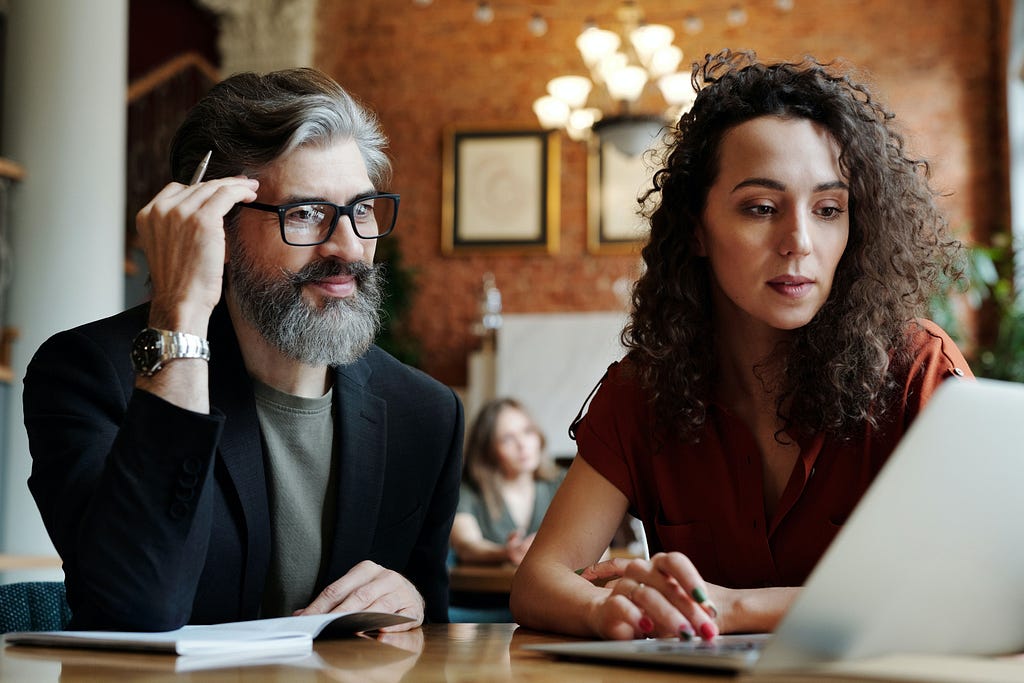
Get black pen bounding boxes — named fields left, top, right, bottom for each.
left=189, top=150, right=212, bottom=185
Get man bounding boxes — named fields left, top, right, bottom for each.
left=23, top=69, right=463, bottom=631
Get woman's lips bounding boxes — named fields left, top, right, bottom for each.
left=767, top=275, right=813, bottom=298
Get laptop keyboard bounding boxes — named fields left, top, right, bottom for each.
left=630, top=637, right=767, bottom=657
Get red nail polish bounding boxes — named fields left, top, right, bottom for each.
left=700, top=622, right=717, bottom=640
left=639, top=616, right=654, bottom=633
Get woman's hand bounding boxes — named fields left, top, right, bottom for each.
left=504, top=530, right=536, bottom=566
left=576, top=556, right=630, bottom=589
left=581, top=553, right=723, bottom=641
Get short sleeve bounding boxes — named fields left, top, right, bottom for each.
left=456, top=483, right=485, bottom=518
left=573, top=362, right=651, bottom=511
left=900, top=319, right=975, bottom=422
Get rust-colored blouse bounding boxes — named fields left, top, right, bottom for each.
left=575, top=320, right=972, bottom=588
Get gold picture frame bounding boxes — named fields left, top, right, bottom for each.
left=442, top=127, right=560, bottom=255
left=586, top=123, right=660, bottom=255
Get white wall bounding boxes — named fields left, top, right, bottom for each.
left=496, top=312, right=627, bottom=459
left=2, top=0, right=127, bottom=569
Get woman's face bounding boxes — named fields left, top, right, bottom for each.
left=696, top=115, right=850, bottom=338
left=491, top=406, right=543, bottom=479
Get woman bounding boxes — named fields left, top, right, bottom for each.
left=510, top=50, right=972, bottom=641
left=451, top=398, right=564, bottom=565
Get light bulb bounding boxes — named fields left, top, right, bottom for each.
left=576, top=27, right=620, bottom=67
left=474, top=1, right=494, bottom=24
left=726, top=5, right=748, bottom=27
left=605, top=65, right=648, bottom=103
left=596, top=52, right=629, bottom=86
left=630, top=23, right=674, bottom=67
left=657, top=72, right=695, bottom=106
left=648, top=45, right=682, bottom=78
left=547, top=75, right=593, bottom=109
left=528, top=12, right=548, bottom=37
left=533, top=96, right=570, bottom=129
left=683, top=13, right=704, bottom=35
left=569, top=107, right=601, bottom=131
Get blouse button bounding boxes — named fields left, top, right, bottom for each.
left=951, top=368, right=965, bottom=377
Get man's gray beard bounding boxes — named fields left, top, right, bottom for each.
left=227, top=242, right=384, bottom=367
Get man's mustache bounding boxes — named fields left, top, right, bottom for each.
left=285, top=259, right=377, bottom=285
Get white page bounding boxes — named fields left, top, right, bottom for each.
left=3, top=611, right=413, bottom=656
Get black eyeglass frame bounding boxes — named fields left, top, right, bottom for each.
left=239, top=192, right=400, bottom=246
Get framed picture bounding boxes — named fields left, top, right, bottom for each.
left=586, top=129, right=659, bottom=255
left=442, top=127, right=560, bottom=254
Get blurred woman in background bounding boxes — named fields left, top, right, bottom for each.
left=451, top=398, right=564, bottom=566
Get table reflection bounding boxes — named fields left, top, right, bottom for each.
left=3, top=629, right=424, bottom=682
left=443, top=622, right=513, bottom=681
left=317, top=630, right=423, bottom=683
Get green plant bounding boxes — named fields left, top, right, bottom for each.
left=930, top=238, right=1024, bottom=382
left=375, top=236, right=422, bottom=368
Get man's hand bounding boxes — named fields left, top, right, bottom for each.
left=296, top=560, right=424, bottom=632
left=136, top=176, right=258, bottom=334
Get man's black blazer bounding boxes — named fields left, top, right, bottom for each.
left=23, top=301, right=463, bottom=631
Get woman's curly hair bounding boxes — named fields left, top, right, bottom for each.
left=623, top=50, right=961, bottom=441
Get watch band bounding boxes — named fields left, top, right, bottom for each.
left=163, top=330, right=211, bottom=363
left=132, top=328, right=211, bottom=377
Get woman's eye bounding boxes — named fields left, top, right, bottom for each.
left=817, top=206, right=845, bottom=219
left=745, top=204, right=775, bottom=217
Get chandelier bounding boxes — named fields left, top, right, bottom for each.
left=532, top=1, right=696, bottom=155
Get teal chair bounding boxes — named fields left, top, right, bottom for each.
left=448, top=604, right=513, bottom=623
left=447, top=550, right=514, bottom=623
left=0, top=581, right=72, bottom=633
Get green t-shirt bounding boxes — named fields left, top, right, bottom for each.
left=457, top=472, right=565, bottom=544
left=253, top=380, right=337, bottom=617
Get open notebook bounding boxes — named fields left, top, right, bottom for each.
left=4, top=611, right=412, bottom=657
left=527, top=377, right=1024, bottom=673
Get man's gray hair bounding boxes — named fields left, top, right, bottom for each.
left=169, top=68, right=390, bottom=189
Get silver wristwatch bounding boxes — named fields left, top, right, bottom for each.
left=130, top=328, right=211, bottom=377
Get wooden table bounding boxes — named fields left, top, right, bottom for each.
left=4, top=623, right=1024, bottom=682
left=448, top=548, right=644, bottom=594
left=449, top=563, right=516, bottom=594
left=0, top=554, right=62, bottom=571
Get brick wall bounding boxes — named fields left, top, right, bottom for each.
left=315, top=0, right=1012, bottom=388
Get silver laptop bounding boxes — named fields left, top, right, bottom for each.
left=527, top=377, right=1024, bottom=672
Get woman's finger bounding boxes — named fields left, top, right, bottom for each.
left=651, top=552, right=719, bottom=620
left=598, top=582, right=647, bottom=640
left=617, top=554, right=719, bottom=640
left=576, top=557, right=631, bottom=582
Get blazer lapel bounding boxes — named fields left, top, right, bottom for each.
left=207, top=303, right=271, bottom=616
left=324, top=356, right=387, bottom=582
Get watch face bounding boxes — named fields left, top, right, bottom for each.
left=131, top=328, right=165, bottom=376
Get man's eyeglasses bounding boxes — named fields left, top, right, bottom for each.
left=239, top=193, right=399, bottom=246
